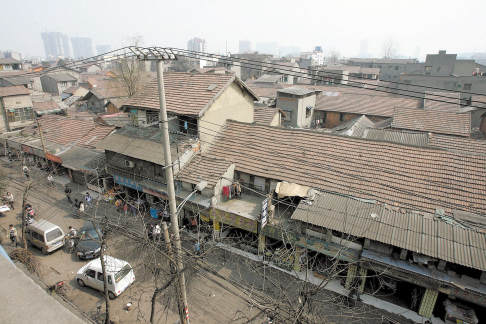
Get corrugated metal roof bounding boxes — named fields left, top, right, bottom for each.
left=362, top=129, right=429, bottom=146
left=330, top=115, right=375, bottom=137
left=291, top=191, right=486, bottom=271
left=277, top=87, right=316, bottom=96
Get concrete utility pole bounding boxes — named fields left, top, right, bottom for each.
left=129, top=47, right=189, bottom=324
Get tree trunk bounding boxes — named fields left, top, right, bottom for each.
left=21, top=185, right=30, bottom=250
left=100, top=242, right=111, bottom=324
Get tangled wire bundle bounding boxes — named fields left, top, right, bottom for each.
left=9, top=248, right=43, bottom=277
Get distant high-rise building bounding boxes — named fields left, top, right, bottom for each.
left=256, top=42, right=278, bottom=56
left=96, top=45, right=112, bottom=55
left=239, top=40, right=253, bottom=54
left=41, top=32, right=70, bottom=58
left=279, top=46, right=300, bottom=57
left=187, top=38, right=207, bottom=53
left=71, top=37, right=93, bottom=59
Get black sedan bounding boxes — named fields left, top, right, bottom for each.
left=76, top=221, right=103, bottom=260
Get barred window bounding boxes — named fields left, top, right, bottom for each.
left=7, top=107, right=34, bottom=123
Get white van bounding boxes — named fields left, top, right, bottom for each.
left=76, top=256, right=135, bottom=299
left=25, top=219, right=65, bottom=254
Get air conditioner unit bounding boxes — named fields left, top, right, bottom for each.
left=125, top=160, right=135, bottom=168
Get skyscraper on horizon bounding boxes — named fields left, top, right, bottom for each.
left=188, top=38, right=207, bottom=53
left=41, top=32, right=70, bottom=58
left=71, top=37, right=93, bottom=59
left=96, top=45, right=112, bottom=55
left=239, top=40, right=253, bottom=54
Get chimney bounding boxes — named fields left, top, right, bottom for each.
left=438, top=50, right=446, bottom=55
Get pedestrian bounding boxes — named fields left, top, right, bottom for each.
left=152, top=224, right=161, bottom=242
left=194, top=241, right=200, bottom=255
left=131, top=203, right=137, bottom=217
left=23, top=166, right=30, bottom=180
left=78, top=201, right=85, bottom=216
left=5, top=192, right=14, bottom=210
left=85, top=192, right=92, bottom=208
left=9, top=224, right=18, bottom=247
left=64, top=185, right=72, bottom=204
left=123, top=203, right=128, bottom=216
left=47, top=174, right=54, bottom=188
left=115, top=199, right=122, bottom=212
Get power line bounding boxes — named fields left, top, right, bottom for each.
left=172, top=47, right=486, bottom=99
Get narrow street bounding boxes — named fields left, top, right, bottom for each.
left=1, top=161, right=413, bottom=324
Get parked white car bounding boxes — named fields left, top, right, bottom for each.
left=76, top=256, right=135, bottom=299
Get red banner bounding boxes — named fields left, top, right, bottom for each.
left=46, top=153, right=62, bottom=164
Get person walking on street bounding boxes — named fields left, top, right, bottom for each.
left=132, top=203, right=137, bottom=217
left=9, top=224, right=18, bottom=247
left=64, top=185, right=72, bottom=204
left=23, top=166, right=30, bottom=180
left=5, top=192, right=14, bottom=210
left=123, top=203, right=128, bottom=216
left=85, top=192, right=92, bottom=208
left=194, top=241, right=200, bottom=255
left=77, top=201, right=84, bottom=218
left=115, top=199, right=122, bottom=212
left=47, top=174, right=54, bottom=188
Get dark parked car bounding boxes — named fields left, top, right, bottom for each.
left=76, top=221, right=102, bottom=260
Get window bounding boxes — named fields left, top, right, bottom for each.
left=322, top=112, right=327, bottom=123
left=306, top=106, right=313, bottom=118
left=464, top=84, right=472, bottom=90
left=339, top=113, right=345, bottom=121
left=283, top=76, right=288, bottom=82
left=6, top=107, right=34, bottom=123
left=388, top=66, right=392, bottom=70
left=395, top=66, right=399, bottom=71
left=108, top=275, right=113, bottom=285
left=60, top=82, right=67, bottom=86
left=97, top=272, right=104, bottom=282
left=115, top=264, right=132, bottom=283
left=85, top=269, right=96, bottom=279
left=145, top=110, right=159, bottom=125
left=46, top=228, right=62, bottom=242
left=282, top=110, right=292, bottom=122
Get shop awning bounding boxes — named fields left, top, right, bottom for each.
left=275, top=182, right=314, bottom=199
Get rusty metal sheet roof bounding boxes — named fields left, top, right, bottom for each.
left=291, top=191, right=486, bottom=271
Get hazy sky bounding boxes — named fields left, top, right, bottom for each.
left=3, top=0, right=486, bottom=61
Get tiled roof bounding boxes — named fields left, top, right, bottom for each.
left=472, top=95, right=486, bottom=108
left=0, top=75, right=32, bottom=86
left=348, top=58, right=417, bottom=64
left=424, top=91, right=461, bottom=112
left=125, top=72, right=259, bottom=116
left=0, top=58, right=21, bottom=64
left=97, top=112, right=130, bottom=127
left=104, top=98, right=128, bottom=110
left=176, top=155, right=232, bottom=188
left=0, top=85, right=30, bottom=97
left=254, top=106, right=280, bottom=125
left=207, top=120, right=486, bottom=215
left=428, top=134, right=486, bottom=155
left=291, top=191, right=486, bottom=271
left=277, top=87, right=316, bottom=96
left=255, top=74, right=283, bottom=83
left=32, top=99, right=61, bottom=111
left=362, top=128, right=429, bottom=146
left=391, top=107, right=471, bottom=136
left=47, top=73, right=77, bottom=82
left=359, top=67, right=381, bottom=75
left=246, top=82, right=383, bottom=99
left=21, top=115, right=115, bottom=148
left=315, top=92, right=422, bottom=117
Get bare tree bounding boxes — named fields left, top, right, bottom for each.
left=381, top=37, right=399, bottom=59
left=114, top=34, right=152, bottom=98
left=328, top=49, right=340, bottom=64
